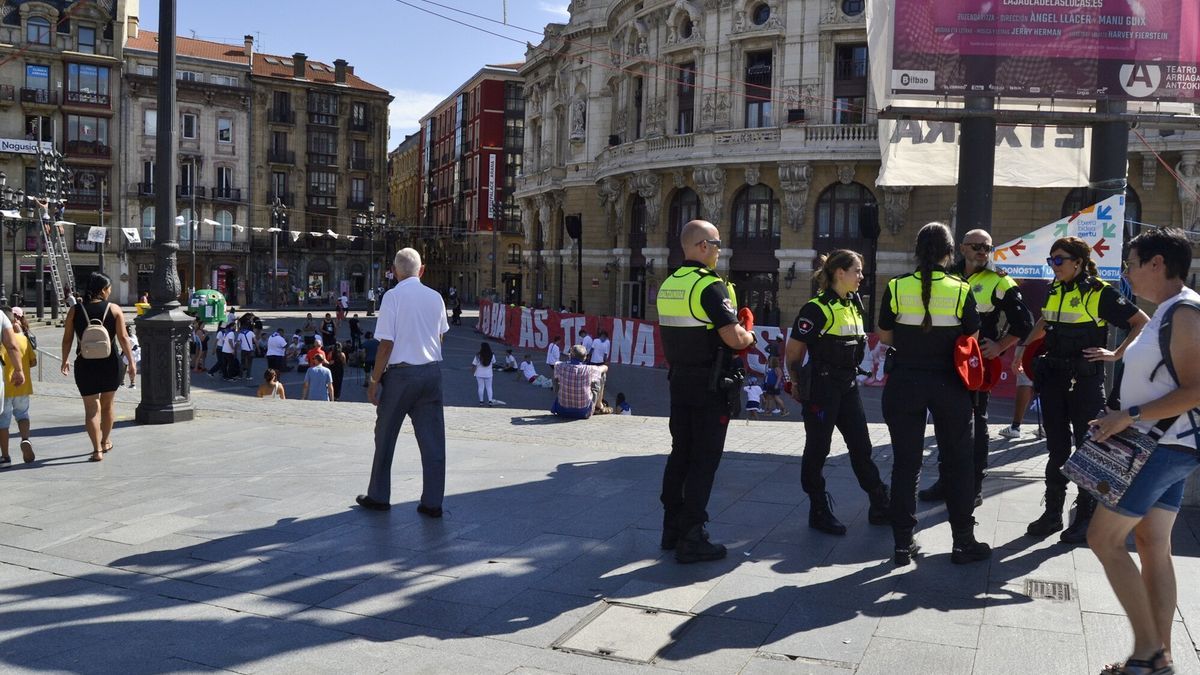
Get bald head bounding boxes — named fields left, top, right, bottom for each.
left=963, top=229, right=991, bottom=243
left=681, top=220, right=718, bottom=249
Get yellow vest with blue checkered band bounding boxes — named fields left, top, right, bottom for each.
left=888, top=271, right=969, bottom=327
left=656, top=265, right=738, bottom=329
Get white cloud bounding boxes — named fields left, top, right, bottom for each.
left=386, top=88, right=445, bottom=141
left=538, top=2, right=570, bottom=19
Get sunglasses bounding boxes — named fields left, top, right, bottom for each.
left=965, top=243, right=993, bottom=252
left=1046, top=255, right=1079, bottom=266
left=704, top=239, right=722, bottom=248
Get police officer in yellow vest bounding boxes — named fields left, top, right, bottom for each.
left=878, top=223, right=991, bottom=566
left=920, top=229, right=1034, bottom=506
left=1019, top=236, right=1147, bottom=543
left=786, top=249, right=889, bottom=535
left=656, top=220, right=756, bottom=564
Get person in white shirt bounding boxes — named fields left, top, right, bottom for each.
left=589, top=331, right=611, bottom=365
left=218, top=323, right=238, bottom=380
left=519, top=356, right=538, bottom=383
left=546, top=335, right=562, bottom=369
left=501, top=349, right=518, bottom=372
left=237, top=325, right=256, bottom=381
left=743, top=377, right=763, bottom=419
left=359, top=248, right=450, bottom=518
left=472, top=343, right=496, bottom=405
left=266, top=329, right=289, bottom=372
left=580, top=329, right=593, bottom=361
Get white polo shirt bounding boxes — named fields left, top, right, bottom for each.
left=375, top=276, right=448, bottom=365
left=267, top=333, right=288, bottom=357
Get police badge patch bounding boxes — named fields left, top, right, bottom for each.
left=796, top=318, right=815, bottom=335
left=973, top=283, right=984, bottom=294
left=1070, top=297, right=1081, bottom=307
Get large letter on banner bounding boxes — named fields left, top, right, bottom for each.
left=991, top=195, right=1126, bottom=281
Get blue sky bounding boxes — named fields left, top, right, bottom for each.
left=138, top=0, right=571, bottom=145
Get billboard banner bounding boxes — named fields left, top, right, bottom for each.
left=890, top=0, right=1200, bottom=101
left=991, top=194, right=1126, bottom=280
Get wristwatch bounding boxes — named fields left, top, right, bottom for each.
left=1128, top=405, right=1142, bottom=421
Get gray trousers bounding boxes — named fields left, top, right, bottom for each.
left=367, top=363, right=446, bottom=507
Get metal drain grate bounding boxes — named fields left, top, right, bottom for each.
left=1024, top=579, right=1073, bottom=602
left=553, top=601, right=695, bottom=664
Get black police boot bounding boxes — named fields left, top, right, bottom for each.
left=1026, top=491, right=1066, bottom=538
left=675, top=524, right=727, bottom=564
left=893, top=531, right=920, bottom=567
left=951, top=528, right=993, bottom=564
left=1060, top=493, right=1096, bottom=545
left=808, top=492, right=847, bottom=535
left=917, top=480, right=945, bottom=503
left=867, top=484, right=890, bottom=526
left=661, top=513, right=680, bottom=551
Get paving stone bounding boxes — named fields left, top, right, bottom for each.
left=972, top=624, right=1088, bottom=675
left=854, top=636, right=976, bottom=675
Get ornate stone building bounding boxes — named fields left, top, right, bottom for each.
left=514, top=0, right=1200, bottom=327
left=387, top=131, right=420, bottom=242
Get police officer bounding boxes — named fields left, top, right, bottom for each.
left=878, top=222, right=990, bottom=566
left=786, top=249, right=888, bottom=535
left=920, top=229, right=1034, bottom=506
left=656, top=220, right=755, bottom=564
left=1019, top=236, right=1147, bottom=542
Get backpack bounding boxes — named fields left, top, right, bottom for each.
left=78, top=304, right=112, bottom=360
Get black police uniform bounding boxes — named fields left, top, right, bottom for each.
left=657, top=260, right=740, bottom=562
left=879, top=266, right=990, bottom=565
left=791, top=290, right=888, bottom=535
left=922, top=265, right=1034, bottom=503
left=1027, top=272, right=1137, bottom=542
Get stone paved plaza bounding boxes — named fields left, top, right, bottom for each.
left=0, top=311, right=1198, bottom=673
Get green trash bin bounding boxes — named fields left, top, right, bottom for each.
left=188, top=289, right=227, bottom=326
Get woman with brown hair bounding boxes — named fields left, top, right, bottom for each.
left=1018, top=236, right=1148, bottom=543
left=60, top=272, right=137, bottom=462
left=786, top=249, right=888, bottom=536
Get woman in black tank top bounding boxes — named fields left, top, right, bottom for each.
left=60, top=272, right=137, bottom=462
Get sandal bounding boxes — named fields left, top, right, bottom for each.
left=1101, top=649, right=1174, bottom=674
left=20, top=439, right=33, bottom=463
left=101, top=442, right=113, bottom=454
left=88, top=451, right=103, bottom=462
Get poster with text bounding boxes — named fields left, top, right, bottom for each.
left=991, top=194, right=1126, bottom=280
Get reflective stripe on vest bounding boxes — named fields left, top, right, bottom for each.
left=967, top=268, right=1016, bottom=315
left=889, top=272, right=968, bottom=327
left=813, top=295, right=865, bottom=338
left=1042, top=279, right=1107, bottom=327
left=656, top=265, right=737, bottom=329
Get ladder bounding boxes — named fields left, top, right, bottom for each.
left=41, top=217, right=75, bottom=319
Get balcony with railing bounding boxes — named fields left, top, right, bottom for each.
left=266, top=191, right=294, bottom=206
left=64, top=90, right=111, bottom=108
left=65, top=193, right=109, bottom=210
left=346, top=197, right=372, bottom=211
left=268, top=107, right=295, bottom=125
left=65, top=140, right=111, bottom=158
left=348, top=156, right=372, bottom=171
left=136, top=182, right=155, bottom=197
left=307, top=112, right=338, bottom=127
left=176, top=185, right=206, bottom=199
left=307, top=152, right=338, bottom=169
left=307, top=192, right=338, bottom=212
left=127, top=238, right=249, bottom=253
left=268, top=149, right=295, bottom=165
left=349, top=117, right=373, bottom=133
left=211, top=186, right=241, bottom=202
left=20, top=88, right=56, bottom=105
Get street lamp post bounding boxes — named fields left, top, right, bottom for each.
left=270, top=197, right=287, bottom=309
left=355, top=200, right=389, bottom=316
left=0, top=172, right=24, bottom=310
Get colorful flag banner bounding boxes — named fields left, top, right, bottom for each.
left=992, top=194, right=1125, bottom=281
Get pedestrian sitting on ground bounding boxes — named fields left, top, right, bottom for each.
left=0, top=307, right=35, bottom=466
left=551, top=344, right=607, bottom=419
left=501, top=349, right=519, bottom=372
left=301, top=352, right=335, bottom=402
left=616, top=392, right=632, bottom=415
left=743, top=376, right=763, bottom=419
left=257, top=368, right=286, bottom=400
left=519, top=354, right=553, bottom=388
left=1084, top=228, right=1198, bottom=675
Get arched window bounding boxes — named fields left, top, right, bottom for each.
left=140, top=207, right=154, bottom=242
left=667, top=188, right=699, bottom=268
left=27, top=17, right=50, bottom=45
left=731, top=184, right=779, bottom=245
left=1061, top=186, right=1142, bottom=236
left=214, top=210, right=234, bottom=242
left=628, top=195, right=646, bottom=252
left=815, top=182, right=873, bottom=243
left=178, top=208, right=193, bottom=241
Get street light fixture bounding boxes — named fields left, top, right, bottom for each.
left=269, top=197, right=287, bottom=309
left=354, top=199, right=389, bottom=316
left=0, top=172, right=25, bottom=309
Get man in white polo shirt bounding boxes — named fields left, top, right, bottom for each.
left=357, top=248, right=450, bottom=517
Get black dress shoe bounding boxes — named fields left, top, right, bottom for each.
left=416, top=504, right=443, bottom=518
left=355, top=494, right=391, bottom=511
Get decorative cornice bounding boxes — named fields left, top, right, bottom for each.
left=882, top=185, right=913, bottom=234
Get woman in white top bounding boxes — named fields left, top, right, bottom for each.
left=472, top=342, right=495, bottom=406
left=256, top=368, right=286, bottom=400
left=1087, top=228, right=1200, bottom=675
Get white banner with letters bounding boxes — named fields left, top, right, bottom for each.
left=991, top=195, right=1125, bottom=281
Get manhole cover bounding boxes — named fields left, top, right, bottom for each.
left=1024, top=579, right=1073, bottom=602
left=553, top=601, right=694, bottom=664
